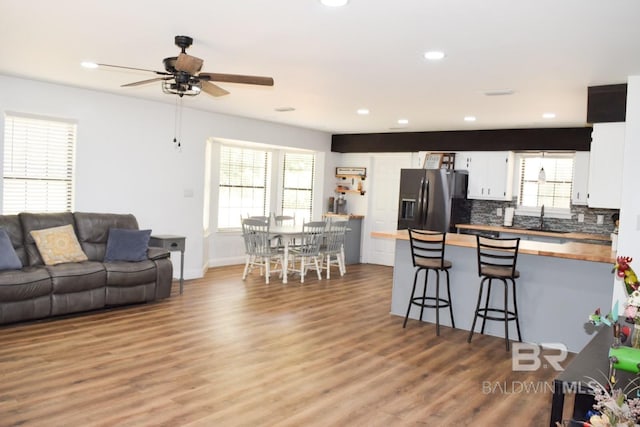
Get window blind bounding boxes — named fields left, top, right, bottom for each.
left=518, top=154, right=574, bottom=209
left=3, top=113, right=76, bottom=215
left=281, top=152, right=315, bottom=223
left=218, top=145, right=271, bottom=228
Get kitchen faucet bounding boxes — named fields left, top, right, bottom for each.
left=539, top=204, right=545, bottom=230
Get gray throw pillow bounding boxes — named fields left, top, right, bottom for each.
left=104, top=228, right=151, bottom=262
left=0, top=227, right=23, bottom=270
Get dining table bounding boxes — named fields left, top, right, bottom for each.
left=269, top=224, right=306, bottom=284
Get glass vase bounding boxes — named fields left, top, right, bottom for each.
left=632, top=324, right=640, bottom=349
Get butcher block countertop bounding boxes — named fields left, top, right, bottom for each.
left=455, top=223, right=611, bottom=242
left=323, top=213, right=365, bottom=219
left=371, top=229, right=616, bottom=264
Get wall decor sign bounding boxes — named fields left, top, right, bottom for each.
left=336, top=167, right=366, bottom=176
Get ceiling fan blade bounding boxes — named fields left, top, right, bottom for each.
left=97, top=63, right=169, bottom=76
left=199, top=73, right=274, bottom=86
left=201, top=81, right=230, bottom=97
left=121, top=77, right=169, bottom=87
left=175, top=53, right=203, bottom=75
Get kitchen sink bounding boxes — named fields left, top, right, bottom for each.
left=524, top=227, right=568, bottom=234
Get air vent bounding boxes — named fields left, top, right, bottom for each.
left=484, top=89, right=515, bottom=96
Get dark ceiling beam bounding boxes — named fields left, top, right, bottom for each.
left=331, top=127, right=593, bottom=153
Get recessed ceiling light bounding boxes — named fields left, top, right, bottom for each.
left=320, top=0, right=349, bottom=7
left=81, top=61, right=99, bottom=69
left=542, top=112, right=556, bottom=119
left=464, top=116, right=477, bottom=122
left=274, top=107, right=296, bottom=112
left=424, top=51, right=445, bottom=61
left=484, top=89, right=515, bottom=96
left=397, top=119, right=409, bottom=125
left=357, top=108, right=370, bottom=115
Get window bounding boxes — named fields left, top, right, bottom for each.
left=281, top=152, right=315, bottom=223
left=3, top=113, right=76, bottom=215
left=217, top=145, right=272, bottom=228
left=517, top=153, right=574, bottom=210
left=216, top=144, right=317, bottom=230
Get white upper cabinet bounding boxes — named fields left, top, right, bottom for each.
left=572, top=151, right=590, bottom=205
left=456, top=151, right=514, bottom=201
left=587, top=122, right=625, bottom=209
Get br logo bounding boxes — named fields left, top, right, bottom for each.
left=512, top=343, right=568, bottom=371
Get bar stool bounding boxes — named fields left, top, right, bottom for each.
left=402, top=229, right=455, bottom=336
left=467, top=235, right=522, bottom=351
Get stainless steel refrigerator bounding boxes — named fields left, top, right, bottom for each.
left=397, top=169, right=470, bottom=231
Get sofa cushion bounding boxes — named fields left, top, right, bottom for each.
left=104, top=228, right=151, bottom=262
left=19, top=212, right=76, bottom=266
left=30, top=224, right=88, bottom=266
left=0, top=228, right=22, bottom=270
left=0, top=215, right=27, bottom=267
left=74, top=212, right=139, bottom=261
left=45, top=261, right=106, bottom=293
left=0, top=266, right=52, bottom=300
left=104, top=260, right=157, bottom=286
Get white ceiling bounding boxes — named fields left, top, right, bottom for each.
left=2, top=0, right=640, bottom=135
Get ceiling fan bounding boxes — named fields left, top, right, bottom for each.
left=98, top=35, right=274, bottom=98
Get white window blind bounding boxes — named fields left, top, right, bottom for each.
left=518, top=154, right=574, bottom=209
left=281, top=152, right=315, bottom=223
left=218, top=145, right=271, bottom=228
left=3, top=113, right=76, bottom=215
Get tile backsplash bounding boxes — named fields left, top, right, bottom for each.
left=468, top=199, right=618, bottom=235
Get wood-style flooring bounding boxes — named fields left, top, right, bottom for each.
left=0, top=264, right=568, bottom=426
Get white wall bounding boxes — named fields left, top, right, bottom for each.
left=0, top=74, right=332, bottom=279
left=614, top=75, right=640, bottom=307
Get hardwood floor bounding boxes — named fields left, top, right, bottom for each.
left=0, top=264, right=567, bottom=426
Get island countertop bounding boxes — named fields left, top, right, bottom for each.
left=371, top=229, right=615, bottom=264
left=455, top=223, right=611, bottom=242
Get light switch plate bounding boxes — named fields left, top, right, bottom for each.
left=578, top=213, right=585, bottom=223
left=497, top=208, right=502, bottom=217
left=597, top=214, right=604, bottom=225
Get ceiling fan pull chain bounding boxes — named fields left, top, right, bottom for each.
left=173, top=96, right=182, bottom=151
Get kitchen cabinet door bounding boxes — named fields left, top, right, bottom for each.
left=459, top=151, right=514, bottom=201
left=587, top=122, right=625, bottom=209
left=572, top=151, right=590, bottom=205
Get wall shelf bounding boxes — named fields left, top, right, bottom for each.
left=335, top=169, right=366, bottom=195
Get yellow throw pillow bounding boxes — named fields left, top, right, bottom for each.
left=30, top=224, right=88, bottom=266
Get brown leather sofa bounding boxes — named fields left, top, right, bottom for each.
left=0, top=212, right=173, bottom=325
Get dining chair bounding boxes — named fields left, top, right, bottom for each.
left=272, top=213, right=296, bottom=247
left=402, top=229, right=455, bottom=336
left=288, top=221, right=326, bottom=283
left=320, top=220, right=347, bottom=279
left=272, top=213, right=295, bottom=226
left=467, top=235, right=522, bottom=351
left=241, top=218, right=284, bottom=284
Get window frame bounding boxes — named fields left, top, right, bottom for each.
left=2, top=112, right=77, bottom=215
left=217, top=144, right=272, bottom=230
left=214, top=142, right=318, bottom=232
left=280, top=151, right=315, bottom=224
left=514, top=152, right=575, bottom=219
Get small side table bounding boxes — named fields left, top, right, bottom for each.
left=149, top=235, right=186, bottom=294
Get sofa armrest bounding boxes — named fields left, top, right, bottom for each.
left=147, top=247, right=170, bottom=261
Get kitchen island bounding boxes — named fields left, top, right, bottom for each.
left=372, top=230, right=617, bottom=352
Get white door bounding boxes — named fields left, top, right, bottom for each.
left=365, top=153, right=414, bottom=265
